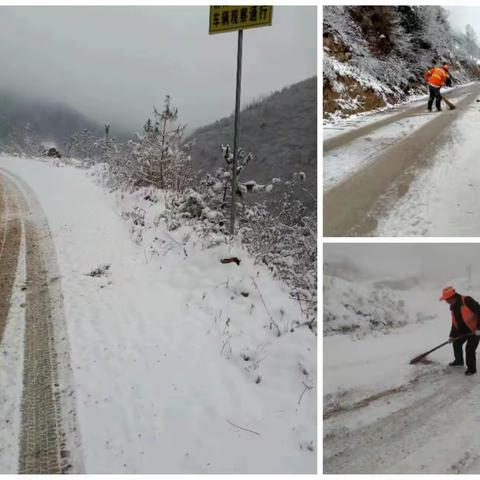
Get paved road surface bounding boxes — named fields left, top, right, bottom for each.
left=323, top=84, right=480, bottom=236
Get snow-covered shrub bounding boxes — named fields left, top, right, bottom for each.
left=238, top=172, right=317, bottom=330
left=126, top=145, right=316, bottom=330
left=163, top=166, right=317, bottom=328
left=65, top=97, right=195, bottom=194
left=66, top=129, right=99, bottom=164
left=324, top=274, right=430, bottom=336
left=0, top=124, right=44, bottom=158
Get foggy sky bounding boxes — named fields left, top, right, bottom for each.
left=446, top=6, right=480, bottom=37
left=324, top=244, right=480, bottom=286
left=0, top=5, right=317, bottom=135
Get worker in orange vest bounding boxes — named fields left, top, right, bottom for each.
left=440, top=286, right=480, bottom=375
left=424, top=64, right=451, bottom=112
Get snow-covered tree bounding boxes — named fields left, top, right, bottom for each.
left=127, top=95, right=191, bottom=190
left=465, top=24, right=479, bottom=60
left=66, top=129, right=98, bottom=162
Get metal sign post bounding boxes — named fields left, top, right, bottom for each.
left=231, top=29, right=243, bottom=236
left=209, top=6, right=273, bottom=236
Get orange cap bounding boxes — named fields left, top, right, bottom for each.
left=439, top=286, right=456, bottom=301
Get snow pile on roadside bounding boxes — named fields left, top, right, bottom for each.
left=86, top=161, right=317, bottom=332
left=0, top=156, right=316, bottom=473
left=103, top=182, right=317, bottom=379
left=324, top=274, right=433, bottom=336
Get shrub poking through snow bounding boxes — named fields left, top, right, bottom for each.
left=238, top=172, right=317, bottom=331
left=177, top=189, right=206, bottom=218
left=86, top=264, right=111, bottom=277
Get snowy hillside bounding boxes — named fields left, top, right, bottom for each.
left=0, top=155, right=316, bottom=474
left=323, top=5, right=480, bottom=121
left=0, top=90, right=101, bottom=152
left=185, top=77, right=317, bottom=207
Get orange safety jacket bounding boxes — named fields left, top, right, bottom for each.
left=424, top=67, right=448, bottom=88
left=451, top=296, right=479, bottom=333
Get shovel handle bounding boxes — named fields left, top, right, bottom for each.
left=409, top=333, right=475, bottom=364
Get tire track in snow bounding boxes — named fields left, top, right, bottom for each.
left=323, top=369, right=479, bottom=473
left=323, top=364, right=440, bottom=420
left=0, top=177, right=22, bottom=345
left=0, top=170, right=83, bottom=474
left=0, top=178, right=8, bottom=258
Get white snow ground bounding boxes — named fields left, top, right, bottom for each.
left=375, top=100, right=480, bottom=236
left=0, top=155, right=316, bottom=474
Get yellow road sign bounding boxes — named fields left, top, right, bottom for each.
left=209, top=6, right=273, bottom=34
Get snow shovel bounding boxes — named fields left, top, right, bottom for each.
left=441, top=94, right=456, bottom=110
left=409, top=333, right=474, bottom=364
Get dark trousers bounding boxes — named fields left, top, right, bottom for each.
left=453, top=335, right=480, bottom=372
left=428, top=85, right=442, bottom=111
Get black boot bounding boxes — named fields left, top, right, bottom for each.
left=465, top=370, right=477, bottom=376
left=449, top=361, right=464, bottom=366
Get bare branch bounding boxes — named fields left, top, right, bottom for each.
left=227, top=420, right=260, bottom=436
left=298, top=381, right=313, bottom=405
left=252, top=278, right=281, bottom=337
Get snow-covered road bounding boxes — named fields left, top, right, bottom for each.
left=324, top=319, right=480, bottom=474
left=375, top=99, right=480, bottom=236
left=325, top=362, right=480, bottom=474
left=323, top=284, right=480, bottom=474
left=0, top=156, right=316, bottom=474
left=323, top=82, right=480, bottom=236
left=324, top=246, right=480, bottom=474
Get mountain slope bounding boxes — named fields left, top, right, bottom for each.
left=323, top=5, right=480, bottom=121
left=0, top=91, right=100, bottom=147
left=185, top=77, right=317, bottom=197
